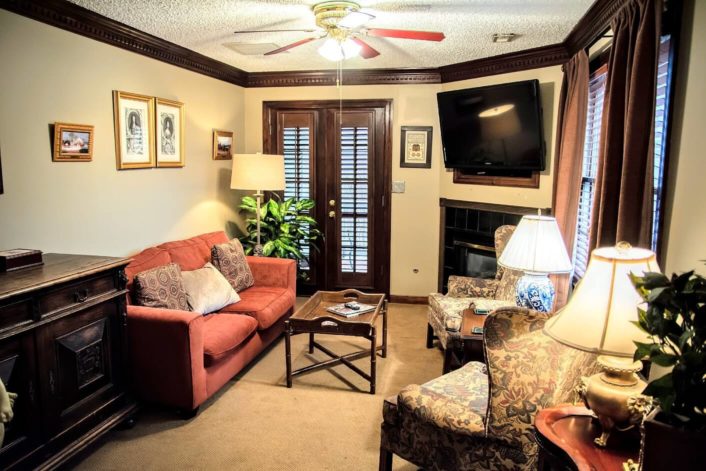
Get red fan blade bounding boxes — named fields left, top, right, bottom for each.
left=365, top=28, right=445, bottom=42
left=351, top=38, right=380, bottom=59
left=264, top=37, right=317, bottom=55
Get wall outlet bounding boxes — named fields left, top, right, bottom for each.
left=392, top=181, right=406, bottom=193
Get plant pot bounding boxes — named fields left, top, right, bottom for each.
left=640, top=407, right=706, bottom=470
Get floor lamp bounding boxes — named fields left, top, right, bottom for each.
left=231, top=153, right=285, bottom=256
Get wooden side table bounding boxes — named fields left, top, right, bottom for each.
left=535, top=405, right=640, bottom=471
left=443, top=308, right=486, bottom=372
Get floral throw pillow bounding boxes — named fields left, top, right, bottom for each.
left=133, top=263, right=189, bottom=311
left=211, top=239, right=254, bottom=292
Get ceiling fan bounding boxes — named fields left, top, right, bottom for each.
left=233, top=1, right=445, bottom=61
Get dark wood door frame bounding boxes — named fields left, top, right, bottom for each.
left=263, top=99, right=393, bottom=296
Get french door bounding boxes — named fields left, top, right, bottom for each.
left=264, top=100, right=392, bottom=295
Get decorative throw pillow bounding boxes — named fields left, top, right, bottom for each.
left=133, top=263, right=189, bottom=311
left=181, top=263, right=240, bottom=314
left=211, top=239, right=254, bottom=292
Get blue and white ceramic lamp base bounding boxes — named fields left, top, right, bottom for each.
left=515, top=273, right=555, bottom=313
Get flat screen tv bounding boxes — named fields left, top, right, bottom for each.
left=437, top=79, right=545, bottom=172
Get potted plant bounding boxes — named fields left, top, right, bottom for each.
left=631, top=269, right=706, bottom=469
left=239, top=195, right=322, bottom=281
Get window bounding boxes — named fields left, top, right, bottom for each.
left=339, top=126, right=369, bottom=274
left=573, top=35, right=674, bottom=279
left=282, top=125, right=312, bottom=269
left=573, top=65, right=607, bottom=279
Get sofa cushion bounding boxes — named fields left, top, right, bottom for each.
left=125, top=247, right=171, bottom=299
left=133, top=263, right=189, bottom=311
left=220, top=286, right=294, bottom=330
left=202, top=314, right=258, bottom=366
left=159, top=237, right=211, bottom=271
left=181, top=263, right=240, bottom=315
left=196, top=231, right=229, bottom=249
left=211, top=239, right=254, bottom=292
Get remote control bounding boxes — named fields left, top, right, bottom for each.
left=344, top=302, right=360, bottom=310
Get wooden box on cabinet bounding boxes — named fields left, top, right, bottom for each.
left=0, top=254, right=136, bottom=470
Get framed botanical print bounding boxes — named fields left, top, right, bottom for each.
left=400, top=126, right=433, bottom=169
left=212, top=130, right=233, bottom=160
left=155, top=98, right=185, bottom=167
left=113, top=91, right=155, bottom=169
left=52, top=123, right=94, bottom=162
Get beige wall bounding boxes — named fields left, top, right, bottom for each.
left=663, top=0, right=706, bottom=276
left=0, top=11, right=244, bottom=256
left=243, top=85, right=443, bottom=296
left=439, top=67, right=563, bottom=209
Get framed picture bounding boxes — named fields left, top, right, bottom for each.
left=400, top=126, right=433, bottom=169
left=52, top=123, right=94, bottom=162
left=212, top=130, right=233, bottom=160
left=155, top=98, right=185, bottom=168
left=113, top=91, right=155, bottom=169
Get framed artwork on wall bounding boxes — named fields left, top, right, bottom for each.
left=212, top=130, right=233, bottom=160
left=400, top=126, right=433, bottom=169
left=155, top=98, right=185, bottom=168
left=113, top=91, right=155, bottom=169
left=52, top=123, right=94, bottom=162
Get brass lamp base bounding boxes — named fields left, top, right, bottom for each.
left=577, top=355, right=653, bottom=447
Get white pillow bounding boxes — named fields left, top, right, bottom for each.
left=181, top=262, right=240, bottom=314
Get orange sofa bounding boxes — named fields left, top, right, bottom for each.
left=124, top=231, right=296, bottom=415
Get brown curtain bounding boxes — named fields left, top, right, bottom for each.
left=590, top=0, right=661, bottom=250
left=551, top=50, right=589, bottom=310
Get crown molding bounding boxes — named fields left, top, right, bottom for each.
left=564, top=0, right=631, bottom=55
left=2, top=0, right=628, bottom=88
left=439, top=43, right=569, bottom=83
left=247, top=68, right=441, bottom=87
left=1, top=0, right=248, bottom=87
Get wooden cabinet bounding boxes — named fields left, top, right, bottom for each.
left=0, top=254, right=136, bottom=470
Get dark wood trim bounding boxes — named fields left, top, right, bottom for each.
left=564, top=0, right=631, bottom=55
left=439, top=43, right=569, bottom=83
left=1, top=0, right=248, bottom=87
left=248, top=68, right=440, bottom=88
left=388, top=295, right=427, bottom=305
left=452, top=169, right=540, bottom=188
left=439, top=198, right=550, bottom=216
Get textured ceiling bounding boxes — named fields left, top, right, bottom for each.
left=69, top=0, right=594, bottom=72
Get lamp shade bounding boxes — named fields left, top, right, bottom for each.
left=230, top=153, right=285, bottom=191
left=544, top=244, right=660, bottom=357
left=497, top=215, right=572, bottom=274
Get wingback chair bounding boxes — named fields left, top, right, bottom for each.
left=427, top=225, right=520, bottom=372
left=380, top=307, right=599, bottom=471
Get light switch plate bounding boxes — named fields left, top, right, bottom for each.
left=392, top=181, right=406, bottom=193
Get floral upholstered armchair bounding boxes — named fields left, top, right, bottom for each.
left=380, top=307, right=599, bottom=471
left=427, top=225, right=520, bottom=372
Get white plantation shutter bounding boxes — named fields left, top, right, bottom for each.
left=339, top=126, right=369, bottom=274
left=573, top=65, right=607, bottom=279
left=651, top=35, right=673, bottom=252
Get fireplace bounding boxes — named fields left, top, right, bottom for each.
left=438, top=199, right=546, bottom=293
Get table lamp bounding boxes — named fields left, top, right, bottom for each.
left=497, top=213, right=573, bottom=312
left=544, top=242, right=660, bottom=447
left=231, top=153, right=285, bottom=256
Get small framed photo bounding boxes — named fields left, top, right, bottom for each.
left=400, top=126, right=433, bottom=169
left=155, top=98, right=185, bottom=168
left=212, top=130, right=233, bottom=160
left=53, top=123, right=94, bottom=162
left=113, top=91, right=155, bottom=170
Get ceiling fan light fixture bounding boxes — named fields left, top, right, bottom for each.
left=318, top=37, right=361, bottom=61
left=339, top=10, right=374, bottom=29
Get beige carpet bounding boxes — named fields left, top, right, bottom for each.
left=75, top=302, right=442, bottom=470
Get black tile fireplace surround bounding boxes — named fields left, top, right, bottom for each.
left=438, top=199, right=549, bottom=293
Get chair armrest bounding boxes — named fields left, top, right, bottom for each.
left=126, top=305, right=207, bottom=410
left=246, top=256, right=296, bottom=291
left=448, top=275, right=499, bottom=298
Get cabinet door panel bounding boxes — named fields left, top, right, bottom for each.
left=37, top=301, right=125, bottom=435
left=0, top=335, right=41, bottom=469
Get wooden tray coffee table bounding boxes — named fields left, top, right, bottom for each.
left=285, top=289, right=387, bottom=394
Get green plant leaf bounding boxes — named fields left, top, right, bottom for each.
left=262, top=241, right=275, bottom=256
left=650, top=353, right=678, bottom=367
left=295, top=215, right=318, bottom=225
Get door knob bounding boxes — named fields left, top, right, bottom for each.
left=328, top=210, right=336, bottom=218
left=329, top=199, right=336, bottom=207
